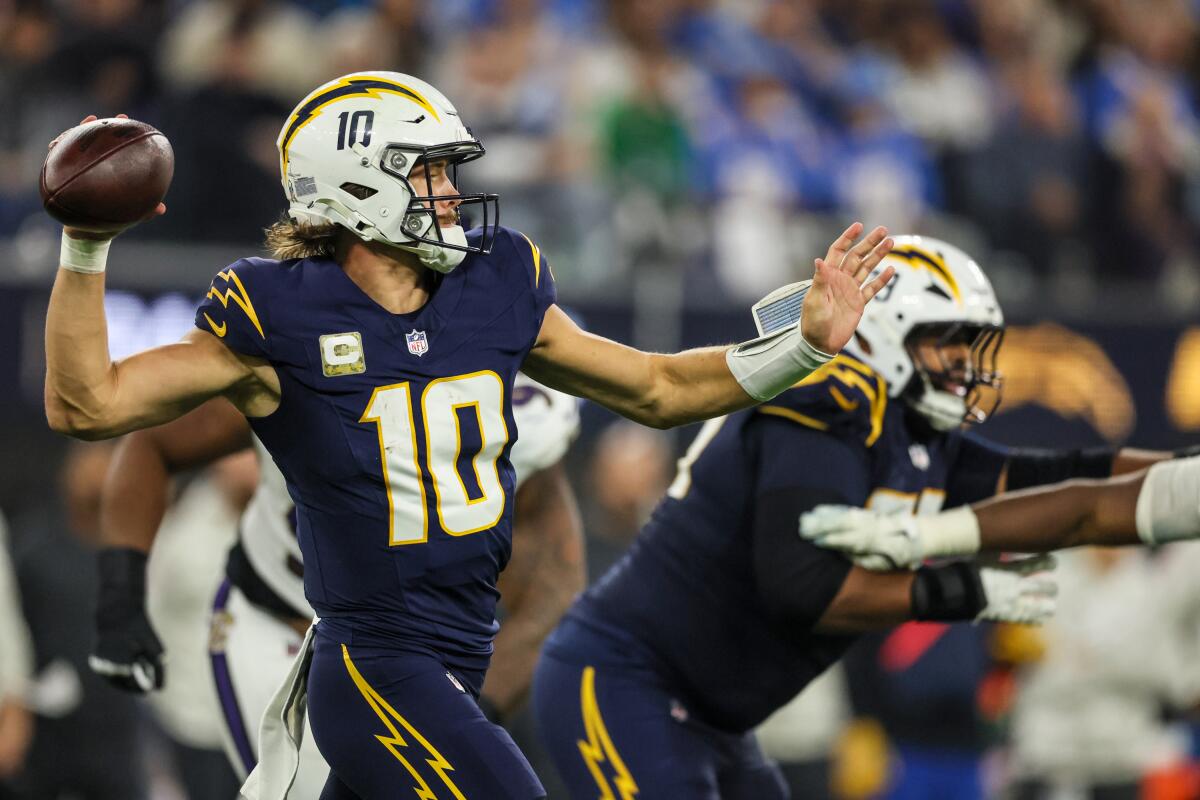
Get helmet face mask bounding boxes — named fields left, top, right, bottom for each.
left=903, top=322, right=1004, bottom=430
left=379, top=142, right=499, bottom=257
left=278, top=72, right=500, bottom=272
left=841, top=235, right=1006, bottom=432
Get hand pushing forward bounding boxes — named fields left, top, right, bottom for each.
left=800, top=223, right=895, bottom=354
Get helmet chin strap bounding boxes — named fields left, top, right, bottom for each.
left=394, top=224, right=468, bottom=274
left=910, top=375, right=967, bottom=432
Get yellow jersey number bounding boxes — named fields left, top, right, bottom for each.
left=360, top=371, right=510, bottom=545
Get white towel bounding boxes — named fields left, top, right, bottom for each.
left=240, top=621, right=317, bottom=800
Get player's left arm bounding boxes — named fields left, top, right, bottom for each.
left=523, top=224, right=895, bottom=429
left=479, top=463, right=585, bottom=720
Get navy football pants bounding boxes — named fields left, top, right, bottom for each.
left=533, top=651, right=788, bottom=800
left=306, top=631, right=545, bottom=800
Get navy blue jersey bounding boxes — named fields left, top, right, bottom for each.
left=558, top=355, right=1000, bottom=733
left=194, top=227, right=555, bottom=674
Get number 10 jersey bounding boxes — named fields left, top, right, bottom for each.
left=194, top=226, right=556, bottom=675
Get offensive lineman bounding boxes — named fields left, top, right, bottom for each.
left=42, top=72, right=895, bottom=799
left=532, top=237, right=1173, bottom=799
left=91, top=372, right=582, bottom=796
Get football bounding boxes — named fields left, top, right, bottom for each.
left=40, top=117, right=174, bottom=232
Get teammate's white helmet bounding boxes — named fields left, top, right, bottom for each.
left=844, top=236, right=1004, bottom=431
left=277, top=71, right=498, bottom=273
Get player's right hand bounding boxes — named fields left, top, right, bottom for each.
left=89, top=548, right=165, bottom=693
left=54, top=114, right=166, bottom=242
left=800, top=505, right=923, bottom=571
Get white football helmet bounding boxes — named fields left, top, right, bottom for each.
left=277, top=71, right=498, bottom=272
left=845, top=236, right=1004, bottom=431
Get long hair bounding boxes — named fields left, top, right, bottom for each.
left=263, top=217, right=339, bottom=260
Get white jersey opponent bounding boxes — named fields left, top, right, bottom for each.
left=209, top=373, right=579, bottom=787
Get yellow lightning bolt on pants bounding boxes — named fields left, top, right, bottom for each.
left=577, top=666, right=640, bottom=800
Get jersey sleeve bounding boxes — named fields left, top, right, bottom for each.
left=944, top=432, right=1010, bottom=508
left=747, top=416, right=872, bottom=628
left=193, top=258, right=275, bottom=360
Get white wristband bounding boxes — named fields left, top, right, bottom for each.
left=725, top=322, right=835, bottom=402
left=1135, top=458, right=1200, bottom=545
left=915, top=506, right=981, bottom=559
left=60, top=233, right=111, bottom=274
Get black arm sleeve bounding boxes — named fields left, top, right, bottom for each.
left=752, top=487, right=856, bottom=628
left=1004, top=447, right=1115, bottom=491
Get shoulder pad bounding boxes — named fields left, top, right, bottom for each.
left=756, top=355, right=889, bottom=447
left=194, top=257, right=281, bottom=359
left=486, top=226, right=556, bottom=311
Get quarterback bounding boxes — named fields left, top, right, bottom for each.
left=91, top=370, right=582, bottom=797
left=532, top=237, right=1172, bottom=799
left=43, top=72, right=892, bottom=799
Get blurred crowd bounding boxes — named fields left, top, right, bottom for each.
left=2, top=0, right=1200, bottom=298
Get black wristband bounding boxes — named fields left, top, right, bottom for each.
left=97, top=548, right=149, bottom=601
left=477, top=695, right=503, bottom=725
left=911, top=562, right=987, bottom=621
left=1174, top=444, right=1200, bottom=460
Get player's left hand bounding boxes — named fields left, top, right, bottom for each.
left=976, top=555, right=1058, bottom=625
left=800, top=223, right=896, bottom=354
left=800, top=505, right=922, bottom=571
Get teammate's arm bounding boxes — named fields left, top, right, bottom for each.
left=750, top=421, right=1053, bottom=636
left=480, top=463, right=585, bottom=719
left=754, top=488, right=1054, bottom=635
left=91, top=399, right=253, bottom=693
left=523, top=224, right=895, bottom=429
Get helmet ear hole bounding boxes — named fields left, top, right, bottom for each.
left=340, top=182, right=378, bottom=200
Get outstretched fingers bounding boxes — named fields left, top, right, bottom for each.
left=823, top=222, right=864, bottom=266
left=860, top=266, right=896, bottom=303
left=851, top=230, right=893, bottom=283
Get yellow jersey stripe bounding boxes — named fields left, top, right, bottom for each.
left=758, top=405, right=830, bottom=431
left=520, top=233, right=542, bottom=287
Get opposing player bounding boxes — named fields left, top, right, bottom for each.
left=531, top=236, right=1172, bottom=799
left=800, top=449, right=1200, bottom=564
left=42, top=72, right=894, bottom=799
left=90, top=372, right=582, bottom=796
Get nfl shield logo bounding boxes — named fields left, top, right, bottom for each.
left=405, top=329, right=429, bottom=357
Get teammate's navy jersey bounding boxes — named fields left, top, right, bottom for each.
left=194, top=226, right=555, bottom=673
left=554, top=355, right=1007, bottom=733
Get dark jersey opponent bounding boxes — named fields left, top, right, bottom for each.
left=545, top=355, right=1011, bottom=733
left=194, top=226, right=554, bottom=680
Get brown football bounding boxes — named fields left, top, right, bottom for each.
left=40, top=118, right=174, bottom=232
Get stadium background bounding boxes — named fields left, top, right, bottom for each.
left=3, top=0, right=1200, bottom=798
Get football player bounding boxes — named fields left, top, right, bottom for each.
left=531, top=236, right=1173, bottom=799
left=42, top=72, right=894, bottom=800
left=90, top=372, right=581, bottom=797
